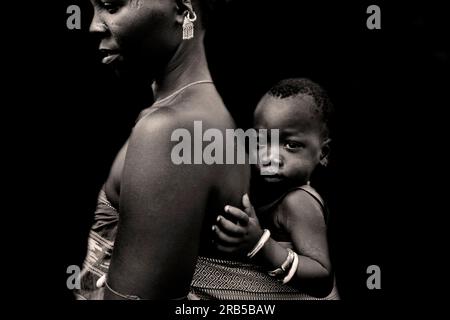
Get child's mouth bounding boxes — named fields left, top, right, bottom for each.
left=260, top=166, right=281, bottom=176
left=261, top=173, right=284, bottom=182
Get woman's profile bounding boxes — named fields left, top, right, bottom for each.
left=75, top=0, right=249, bottom=300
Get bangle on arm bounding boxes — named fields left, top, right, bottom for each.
left=281, top=251, right=299, bottom=284
left=267, top=248, right=299, bottom=284
left=268, top=248, right=295, bottom=277
left=247, top=229, right=271, bottom=259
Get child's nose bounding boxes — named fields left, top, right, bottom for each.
left=260, top=149, right=283, bottom=167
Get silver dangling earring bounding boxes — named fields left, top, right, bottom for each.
left=182, top=11, right=197, bottom=40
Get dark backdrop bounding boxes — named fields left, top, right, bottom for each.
left=22, top=0, right=448, bottom=303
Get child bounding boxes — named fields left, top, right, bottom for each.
left=210, top=78, right=338, bottom=299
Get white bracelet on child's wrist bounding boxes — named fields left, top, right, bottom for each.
left=267, top=248, right=299, bottom=284
left=247, top=229, right=271, bottom=259
left=268, top=248, right=295, bottom=277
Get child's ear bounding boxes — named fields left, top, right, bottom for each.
left=175, top=0, right=195, bottom=24
left=319, top=138, right=331, bottom=167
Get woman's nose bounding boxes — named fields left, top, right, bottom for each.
left=89, top=14, right=107, bottom=33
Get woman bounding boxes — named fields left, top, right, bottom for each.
left=75, top=0, right=249, bottom=300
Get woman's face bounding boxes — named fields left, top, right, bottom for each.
left=89, top=0, right=182, bottom=78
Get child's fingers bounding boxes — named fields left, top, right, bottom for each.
left=224, top=205, right=249, bottom=225
left=212, top=225, right=243, bottom=245
left=242, top=193, right=251, bottom=210
left=242, top=194, right=257, bottom=218
left=216, top=216, right=247, bottom=236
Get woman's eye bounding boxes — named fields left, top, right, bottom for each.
left=101, top=2, right=119, bottom=13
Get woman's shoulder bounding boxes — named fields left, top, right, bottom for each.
left=153, top=82, right=223, bottom=109
left=134, top=106, right=184, bottom=137
left=135, top=106, right=232, bottom=141
left=140, top=84, right=231, bottom=127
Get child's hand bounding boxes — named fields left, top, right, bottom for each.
left=213, top=194, right=264, bottom=256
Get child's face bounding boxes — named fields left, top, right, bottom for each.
left=254, top=94, right=329, bottom=185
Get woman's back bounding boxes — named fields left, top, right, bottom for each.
left=78, top=82, right=249, bottom=299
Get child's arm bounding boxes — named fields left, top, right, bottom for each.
left=273, top=190, right=333, bottom=296
left=213, top=192, right=333, bottom=297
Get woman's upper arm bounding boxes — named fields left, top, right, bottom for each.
left=106, top=110, right=212, bottom=299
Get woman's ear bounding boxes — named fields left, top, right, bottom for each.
left=175, top=0, right=195, bottom=25
left=319, top=138, right=331, bottom=167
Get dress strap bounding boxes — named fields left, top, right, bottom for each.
left=297, top=185, right=325, bottom=208
left=257, top=185, right=329, bottom=223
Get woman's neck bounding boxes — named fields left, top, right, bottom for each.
left=152, top=34, right=212, bottom=102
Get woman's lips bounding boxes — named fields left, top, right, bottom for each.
left=99, top=49, right=121, bottom=65
left=101, top=53, right=120, bottom=65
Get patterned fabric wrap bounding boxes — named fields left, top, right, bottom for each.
left=190, top=256, right=339, bottom=300
left=76, top=185, right=339, bottom=300
left=74, top=188, right=118, bottom=300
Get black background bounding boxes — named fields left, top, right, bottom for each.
left=16, top=0, right=448, bottom=306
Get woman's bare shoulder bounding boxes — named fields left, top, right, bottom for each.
left=160, top=84, right=234, bottom=128
left=133, top=105, right=196, bottom=139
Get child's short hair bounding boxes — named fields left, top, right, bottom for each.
left=268, top=78, right=334, bottom=138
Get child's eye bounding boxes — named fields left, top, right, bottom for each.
left=284, top=141, right=304, bottom=150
